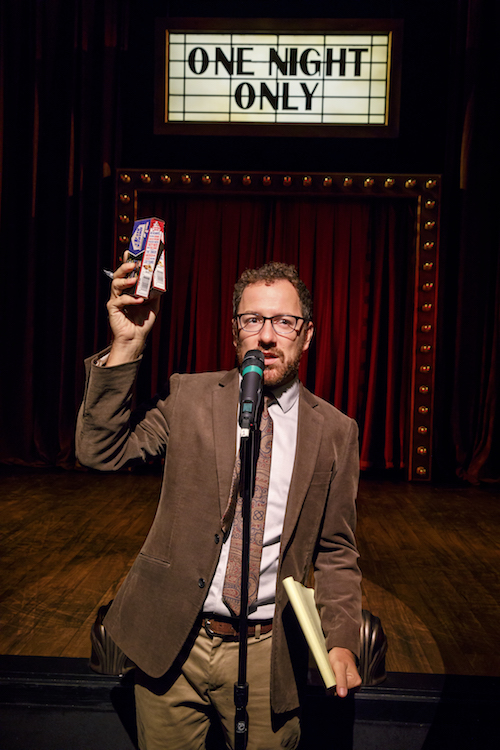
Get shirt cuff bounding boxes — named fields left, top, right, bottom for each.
left=94, top=352, right=110, bottom=367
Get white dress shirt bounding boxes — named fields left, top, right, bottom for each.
left=203, top=377, right=300, bottom=620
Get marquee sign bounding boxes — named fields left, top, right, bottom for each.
left=155, top=19, right=402, bottom=137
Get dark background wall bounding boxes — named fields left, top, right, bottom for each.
left=121, top=0, right=458, bottom=174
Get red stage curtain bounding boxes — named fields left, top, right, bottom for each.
left=137, top=194, right=416, bottom=472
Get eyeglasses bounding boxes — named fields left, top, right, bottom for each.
left=235, top=313, right=308, bottom=336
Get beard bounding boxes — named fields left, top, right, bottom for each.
left=263, top=349, right=303, bottom=387
left=235, top=343, right=305, bottom=388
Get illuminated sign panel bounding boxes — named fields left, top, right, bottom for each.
left=155, top=20, right=402, bottom=137
left=167, top=33, right=390, bottom=124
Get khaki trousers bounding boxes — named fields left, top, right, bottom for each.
left=134, top=624, right=300, bottom=750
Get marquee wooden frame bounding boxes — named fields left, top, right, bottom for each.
left=115, top=169, right=440, bottom=480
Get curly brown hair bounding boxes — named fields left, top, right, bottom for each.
left=232, top=262, right=313, bottom=320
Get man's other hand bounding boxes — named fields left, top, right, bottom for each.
left=328, top=647, right=362, bottom=698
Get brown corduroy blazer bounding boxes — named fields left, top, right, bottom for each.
left=76, top=355, right=362, bottom=714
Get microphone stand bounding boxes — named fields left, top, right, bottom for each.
left=234, top=411, right=260, bottom=749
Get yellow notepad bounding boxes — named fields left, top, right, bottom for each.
left=283, top=576, right=336, bottom=689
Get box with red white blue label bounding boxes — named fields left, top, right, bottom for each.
left=126, top=217, right=167, bottom=299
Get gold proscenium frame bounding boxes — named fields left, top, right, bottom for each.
left=115, top=170, right=440, bottom=481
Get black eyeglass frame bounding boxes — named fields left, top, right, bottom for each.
left=234, top=313, right=309, bottom=336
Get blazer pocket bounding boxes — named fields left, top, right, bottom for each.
left=126, top=553, right=172, bottom=595
left=137, top=551, right=171, bottom=569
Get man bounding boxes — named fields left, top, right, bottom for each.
left=76, top=260, right=362, bottom=750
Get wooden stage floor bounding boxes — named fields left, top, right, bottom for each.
left=1, top=466, right=499, bottom=678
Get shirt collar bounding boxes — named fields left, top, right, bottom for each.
left=236, top=372, right=300, bottom=414
left=267, top=376, right=300, bottom=413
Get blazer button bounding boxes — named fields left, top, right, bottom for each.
left=198, top=578, right=206, bottom=588
left=214, top=534, right=220, bottom=544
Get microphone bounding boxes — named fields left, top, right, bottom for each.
left=239, top=349, right=265, bottom=432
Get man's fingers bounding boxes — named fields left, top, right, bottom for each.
left=333, top=664, right=348, bottom=698
left=113, top=260, right=137, bottom=279
left=345, top=668, right=362, bottom=692
left=329, top=647, right=362, bottom=698
left=333, top=665, right=361, bottom=697
left=108, top=293, right=143, bottom=308
left=110, top=272, right=139, bottom=299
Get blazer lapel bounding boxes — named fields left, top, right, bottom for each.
left=281, top=384, right=323, bottom=552
left=212, top=369, right=240, bottom=519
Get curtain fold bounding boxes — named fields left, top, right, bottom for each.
left=0, top=0, right=129, bottom=466
left=451, top=0, right=500, bottom=483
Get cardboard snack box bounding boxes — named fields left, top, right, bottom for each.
left=126, top=217, right=167, bottom=298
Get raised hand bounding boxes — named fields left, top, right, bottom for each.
left=105, top=256, right=161, bottom=366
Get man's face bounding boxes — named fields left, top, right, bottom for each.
left=233, top=280, right=314, bottom=387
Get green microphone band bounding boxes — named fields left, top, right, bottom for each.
left=242, top=364, right=263, bottom=377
